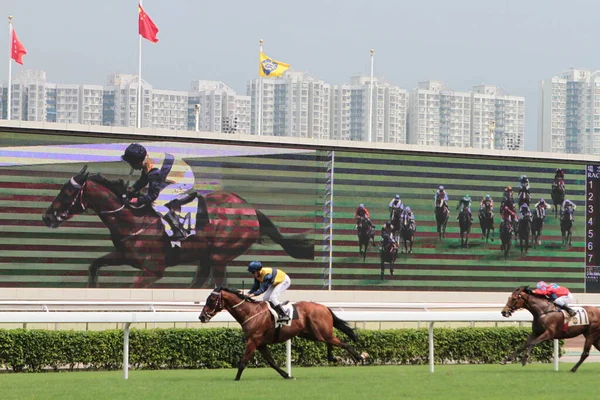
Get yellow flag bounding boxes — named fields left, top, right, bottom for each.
left=259, top=52, right=290, bottom=77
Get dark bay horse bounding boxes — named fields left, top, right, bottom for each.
left=551, top=183, right=565, bottom=218
left=501, top=286, right=600, bottom=372
left=199, top=286, right=367, bottom=380
left=357, top=216, right=375, bottom=261
left=531, top=206, right=546, bottom=247
left=399, top=213, right=415, bottom=254
left=500, top=217, right=513, bottom=259
left=478, top=202, right=494, bottom=243
left=379, top=235, right=398, bottom=280
left=518, top=214, right=531, bottom=253
left=42, top=167, right=313, bottom=289
left=434, top=198, right=449, bottom=241
left=560, top=206, right=574, bottom=247
left=458, top=209, right=472, bottom=248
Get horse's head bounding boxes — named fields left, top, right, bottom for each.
left=501, top=286, right=531, bottom=317
left=199, top=287, right=225, bottom=322
left=42, top=166, right=89, bottom=228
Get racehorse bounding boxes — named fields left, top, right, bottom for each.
left=199, top=286, right=367, bottom=380
left=478, top=201, right=494, bottom=243
left=499, top=217, right=513, bottom=260
left=399, top=212, right=415, bottom=254
left=560, top=206, right=574, bottom=247
left=390, top=207, right=402, bottom=243
left=518, top=213, right=531, bottom=253
left=518, top=188, right=530, bottom=207
left=501, top=286, right=600, bottom=372
left=379, top=234, right=398, bottom=280
left=458, top=209, right=472, bottom=248
left=42, top=166, right=313, bottom=289
left=434, top=198, right=449, bottom=241
left=551, top=183, right=565, bottom=218
left=357, top=216, right=376, bottom=261
left=531, top=206, right=546, bottom=247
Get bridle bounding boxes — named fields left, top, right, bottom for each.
left=53, top=178, right=88, bottom=222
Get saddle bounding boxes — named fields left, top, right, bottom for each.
left=266, top=302, right=296, bottom=327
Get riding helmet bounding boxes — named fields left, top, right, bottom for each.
left=405, top=207, right=411, bottom=213
left=359, top=203, right=364, bottom=208
left=248, top=261, right=262, bottom=273
left=395, top=194, right=400, bottom=199
left=121, top=143, right=147, bottom=165
left=438, top=185, right=444, bottom=191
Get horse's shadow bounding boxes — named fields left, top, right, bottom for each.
left=446, top=242, right=484, bottom=250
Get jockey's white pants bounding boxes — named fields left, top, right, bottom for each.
left=263, top=276, right=291, bottom=306
left=554, top=293, right=575, bottom=307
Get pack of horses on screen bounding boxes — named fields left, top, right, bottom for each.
left=355, top=171, right=574, bottom=273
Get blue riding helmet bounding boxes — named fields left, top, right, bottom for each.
left=405, top=206, right=411, bottom=213
left=121, top=143, right=147, bottom=165
left=485, top=194, right=491, bottom=200
left=395, top=194, right=400, bottom=199
left=539, top=198, right=546, bottom=203
left=247, top=261, right=262, bottom=273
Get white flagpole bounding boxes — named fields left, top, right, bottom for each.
left=7, top=16, right=13, bottom=121
left=137, top=1, right=143, bottom=129
left=368, top=49, right=374, bottom=142
left=258, top=39, right=263, bottom=136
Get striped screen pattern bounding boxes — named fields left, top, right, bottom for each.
left=0, top=130, right=588, bottom=292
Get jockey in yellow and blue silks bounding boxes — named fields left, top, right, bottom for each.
left=247, top=261, right=291, bottom=322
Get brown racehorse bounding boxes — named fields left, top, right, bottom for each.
left=42, top=166, right=313, bottom=289
left=199, top=286, right=367, bottom=380
left=501, top=286, right=600, bottom=372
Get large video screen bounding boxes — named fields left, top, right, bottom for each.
left=0, top=130, right=588, bottom=292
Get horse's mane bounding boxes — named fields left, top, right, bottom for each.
left=88, top=174, right=127, bottom=196
left=516, top=286, right=552, bottom=302
left=218, top=286, right=256, bottom=302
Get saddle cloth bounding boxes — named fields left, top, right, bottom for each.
left=266, top=302, right=295, bottom=328
left=562, top=306, right=590, bottom=327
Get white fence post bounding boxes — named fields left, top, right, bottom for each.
left=123, top=322, right=131, bottom=380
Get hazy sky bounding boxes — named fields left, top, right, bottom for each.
left=2, top=0, right=599, bottom=151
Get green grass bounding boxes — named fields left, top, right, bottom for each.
left=0, top=363, right=598, bottom=400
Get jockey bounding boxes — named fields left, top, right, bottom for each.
left=456, top=195, right=472, bottom=221
left=503, top=186, right=514, bottom=204
left=561, top=199, right=576, bottom=220
left=533, top=281, right=576, bottom=317
left=519, top=175, right=530, bottom=192
left=354, top=203, right=370, bottom=220
left=389, top=194, right=404, bottom=218
left=247, top=261, right=291, bottom=322
left=554, top=168, right=565, bottom=186
left=402, top=206, right=416, bottom=231
left=519, top=203, right=532, bottom=220
left=434, top=185, right=449, bottom=208
left=121, top=143, right=193, bottom=241
left=479, top=194, right=494, bottom=212
left=534, top=198, right=550, bottom=217
left=501, top=204, right=517, bottom=225
left=381, top=221, right=394, bottom=238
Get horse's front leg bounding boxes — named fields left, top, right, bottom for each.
left=257, top=344, right=292, bottom=379
left=88, top=251, right=126, bottom=288
left=236, top=338, right=260, bottom=381
left=501, top=332, right=539, bottom=365
left=521, top=331, right=553, bottom=366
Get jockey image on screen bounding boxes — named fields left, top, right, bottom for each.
left=561, top=199, right=577, bottom=220
left=121, top=143, right=197, bottom=241
left=519, top=175, right=530, bottom=192
left=456, top=195, right=472, bottom=221
left=554, top=168, right=565, bottom=187
left=389, top=194, right=404, bottom=218
left=434, top=185, right=449, bottom=208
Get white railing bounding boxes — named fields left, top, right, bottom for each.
left=0, top=310, right=555, bottom=379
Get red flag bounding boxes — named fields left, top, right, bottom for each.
left=11, top=28, right=27, bottom=65
left=138, top=4, right=159, bottom=43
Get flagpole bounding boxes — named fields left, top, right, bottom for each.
left=368, top=49, right=374, bottom=142
left=137, top=1, right=143, bottom=129
left=258, top=39, right=263, bottom=136
left=7, top=16, right=12, bottom=121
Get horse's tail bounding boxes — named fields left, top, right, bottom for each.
left=256, top=210, right=314, bottom=259
left=328, top=308, right=358, bottom=341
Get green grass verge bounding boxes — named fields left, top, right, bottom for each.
left=0, top=364, right=597, bottom=400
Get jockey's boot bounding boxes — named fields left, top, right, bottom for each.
left=164, top=210, right=187, bottom=241
left=271, top=303, right=290, bottom=322
left=562, top=305, right=577, bottom=318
